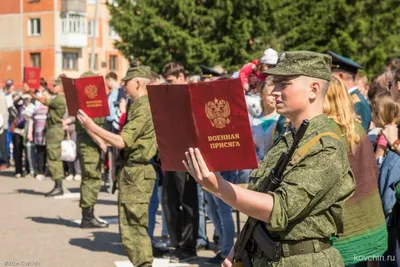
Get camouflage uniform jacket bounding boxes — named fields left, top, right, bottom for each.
left=119, top=96, right=157, bottom=204
left=248, top=114, right=355, bottom=266
left=45, top=94, right=66, bottom=127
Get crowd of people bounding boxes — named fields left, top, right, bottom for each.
left=0, top=48, right=399, bottom=267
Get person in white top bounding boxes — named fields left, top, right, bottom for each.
left=250, top=77, right=279, bottom=162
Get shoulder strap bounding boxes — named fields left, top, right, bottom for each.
left=289, top=132, right=340, bottom=165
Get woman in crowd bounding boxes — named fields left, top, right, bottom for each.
left=12, top=92, right=30, bottom=178
left=250, top=77, right=279, bottom=162
left=30, top=80, right=50, bottom=181
left=324, top=77, right=388, bottom=267
left=370, top=90, right=400, bottom=267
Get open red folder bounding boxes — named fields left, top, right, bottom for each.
left=24, top=67, right=41, bottom=90
left=147, top=78, right=258, bottom=172
left=61, top=76, right=110, bottom=118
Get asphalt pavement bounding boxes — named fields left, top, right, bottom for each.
left=0, top=168, right=245, bottom=267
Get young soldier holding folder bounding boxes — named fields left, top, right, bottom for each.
left=75, top=71, right=109, bottom=229
left=77, top=66, right=157, bottom=267
left=183, top=51, right=356, bottom=267
left=23, top=77, right=66, bottom=197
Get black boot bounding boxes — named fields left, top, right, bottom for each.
left=80, top=206, right=109, bottom=228
left=44, top=180, right=64, bottom=197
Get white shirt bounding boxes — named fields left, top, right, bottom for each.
left=348, top=86, right=358, bottom=94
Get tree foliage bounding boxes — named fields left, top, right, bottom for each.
left=108, top=0, right=400, bottom=76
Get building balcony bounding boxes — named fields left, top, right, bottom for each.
left=60, top=15, right=87, bottom=48
left=61, top=0, right=86, bottom=13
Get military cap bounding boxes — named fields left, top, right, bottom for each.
left=53, top=77, right=62, bottom=87
left=80, top=71, right=97, bottom=78
left=121, top=66, right=152, bottom=81
left=265, top=51, right=332, bottom=81
left=328, top=51, right=364, bottom=75
left=200, top=65, right=221, bottom=78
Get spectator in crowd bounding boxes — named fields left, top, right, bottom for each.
left=5, top=79, right=16, bottom=163
left=355, top=72, right=369, bottom=98
left=0, top=85, right=10, bottom=169
left=12, top=92, right=30, bottom=178
left=250, top=77, right=279, bottom=162
left=370, top=90, right=400, bottom=266
left=385, top=57, right=400, bottom=72
left=329, top=51, right=372, bottom=131
left=161, top=62, right=199, bottom=263
left=238, top=48, right=278, bottom=91
left=105, top=72, right=121, bottom=133
left=324, top=77, right=388, bottom=266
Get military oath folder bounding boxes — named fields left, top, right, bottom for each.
left=61, top=76, right=110, bottom=118
left=147, top=78, right=258, bottom=172
left=24, top=67, right=41, bottom=91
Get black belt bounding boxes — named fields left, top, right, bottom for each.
left=254, top=238, right=331, bottom=259
left=281, top=238, right=331, bottom=257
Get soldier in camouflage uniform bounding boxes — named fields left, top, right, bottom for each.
left=75, top=71, right=108, bottom=229
left=23, top=78, right=66, bottom=197
left=183, top=51, right=355, bottom=267
left=77, top=66, right=157, bottom=266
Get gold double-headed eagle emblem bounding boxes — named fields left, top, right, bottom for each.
left=84, top=85, right=98, bottom=99
left=205, top=98, right=231, bottom=129
left=28, top=71, right=36, bottom=79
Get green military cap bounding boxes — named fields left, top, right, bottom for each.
left=53, top=77, right=62, bottom=87
left=265, top=51, right=332, bottom=81
left=121, top=66, right=152, bottom=81
left=80, top=71, right=97, bottom=78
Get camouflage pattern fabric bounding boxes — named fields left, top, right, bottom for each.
left=118, top=95, right=157, bottom=266
left=45, top=94, right=66, bottom=181
left=265, top=51, right=332, bottom=81
left=77, top=117, right=105, bottom=208
left=248, top=114, right=355, bottom=267
left=78, top=133, right=102, bottom=208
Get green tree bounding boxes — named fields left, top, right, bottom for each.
left=108, top=0, right=400, bottom=76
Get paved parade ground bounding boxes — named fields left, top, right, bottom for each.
left=0, top=169, right=244, bottom=267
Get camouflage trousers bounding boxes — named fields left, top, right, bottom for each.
left=45, top=126, right=64, bottom=181
left=118, top=165, right=155, bottom=266
left=252, top=247, right=345, bottom=267
left=77, top=134, right=102, bottom=208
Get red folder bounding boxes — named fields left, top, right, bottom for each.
left=147, top=78, right=258, bottom=172
left=61, top=76, right=110, bottom=118
left=24, top=67, right=41, bottom=90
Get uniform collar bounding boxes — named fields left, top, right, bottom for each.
left=348, top=86, right=358, bottom=94
left=131, top=95, right=149, bottom=109
left=284, top=114, right=330, bottom=143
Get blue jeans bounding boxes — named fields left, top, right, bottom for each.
left=197, top=184, right=208, bottom=245
left=6, top=122, right=12, bottom=160
left=158, top=186, right=169, bottom=237
left=148, top=172, right=160, bottom=240
left=205, top=171, right=236, bottom=256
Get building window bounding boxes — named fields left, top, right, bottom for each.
left=87, top=0, right=96, bottom=5
left=62, top=52, right=79, bottom=70
left=28, top=18, right=41, bottom=36
left=62, top=13, right=86, bottom=34
left=89, top=53, right=98, bottom=70
left=109, top=55, right=118, bottom=71
left=109, top=24, right=119, bottom=39
left=30, top=53, right=41, bottom=68
left=88, top=20, right=98, bottom=37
